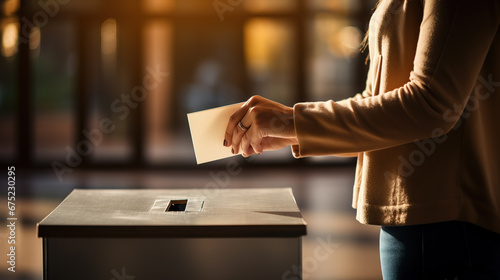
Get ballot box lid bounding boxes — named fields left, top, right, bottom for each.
left=37, top=188, right=307, bottom=238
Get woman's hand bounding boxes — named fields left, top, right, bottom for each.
left=223, top=95, right=298, bottom=157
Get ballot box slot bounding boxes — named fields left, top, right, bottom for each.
left=167, top=199, right=188, bottom=212
left=150, top=198, right=204, bottom=212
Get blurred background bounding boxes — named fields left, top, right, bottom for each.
left=0, top=0, right=381, bottom=279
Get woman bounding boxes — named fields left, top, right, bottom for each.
left=224, top=0, right=500, bottom=279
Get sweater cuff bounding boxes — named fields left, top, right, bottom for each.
left=291, top=102, right=313, bottom=158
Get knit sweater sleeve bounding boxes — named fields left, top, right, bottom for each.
left=292, top=0, right=500, bottom=158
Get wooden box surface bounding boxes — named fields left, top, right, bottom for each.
left=38, top=188, right=307, bottom=280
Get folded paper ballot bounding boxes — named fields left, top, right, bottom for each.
left=187, top=103, right=244, bottom=164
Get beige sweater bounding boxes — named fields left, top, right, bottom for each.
left=293, top=0, right=500, bottom=233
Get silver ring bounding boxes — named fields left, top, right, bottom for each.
left=238, top=121, right=250, bottom=131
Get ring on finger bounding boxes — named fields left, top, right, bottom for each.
left=238, top=121, right=250, bottom=131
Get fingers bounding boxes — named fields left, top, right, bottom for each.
left=240, top=133, right=255, bottom=157
left=241, top=129, right=263, bottom=157
left=238, top=114, right=263, bottom=157
left=224, top=95, right=295, bottom=158
left=232, top=108, right=260, bottom=155
left=241, top=136, right=294, bottom=157
left=224, top=102, right=250, bottom=148
left=224, top=95, right=265, bottom=148
left=231, top=120, right=249, bottom=155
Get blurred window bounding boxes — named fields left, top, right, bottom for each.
left=0, top=16, right=18, bottom=160
left=143, top=19, right=174, bottom=164
left=245, top=18, right=296, bottom=106
left=308, top=14, right=363, bottom=101
left=3, top=0, right=376, bottom=167
left=33, top=22, right=76, bottom=162
left=87, top=18, right=134, bottom=162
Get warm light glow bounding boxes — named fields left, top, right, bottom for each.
left=143, top=20, right=174, bottom=163
left=143, top=0, right=174, bottom=13
left=311, top=0, right=360, bottom=13
left=2, top=0, right=19, bottom=16
left=101, top=18, right=117, bottom=56
left=244, top=18, right=294, bottom=103
left=336, top=26, right=362, bottom=58
left=245, top=19, right=283, bottom=74
left=315, top=13, right=338, bottom=45
left=315, top=14, right=361, bottom=58
left=244, top=0, right=294, bottom=12
left=2, top=22, right=18, bottom=58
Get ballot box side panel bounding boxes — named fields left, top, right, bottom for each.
left=45, top=237, right=302, bottom=280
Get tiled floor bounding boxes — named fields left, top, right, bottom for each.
left=0, top=165, right=382, bottom=280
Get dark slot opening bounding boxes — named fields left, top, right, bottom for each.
left=166, top=199, right=188, bottom=212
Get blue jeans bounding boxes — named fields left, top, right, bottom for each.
left=380, top=221, right=500, bottom=280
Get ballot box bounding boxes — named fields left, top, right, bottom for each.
left=37, top=188, right=307, bottom=280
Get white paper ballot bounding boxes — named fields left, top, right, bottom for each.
left=187, top=103, right=244, bottom=164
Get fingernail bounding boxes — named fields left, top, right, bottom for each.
left=231, top=148, right=235, bottom=154
left=223, top=139, right=228, bottom=147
